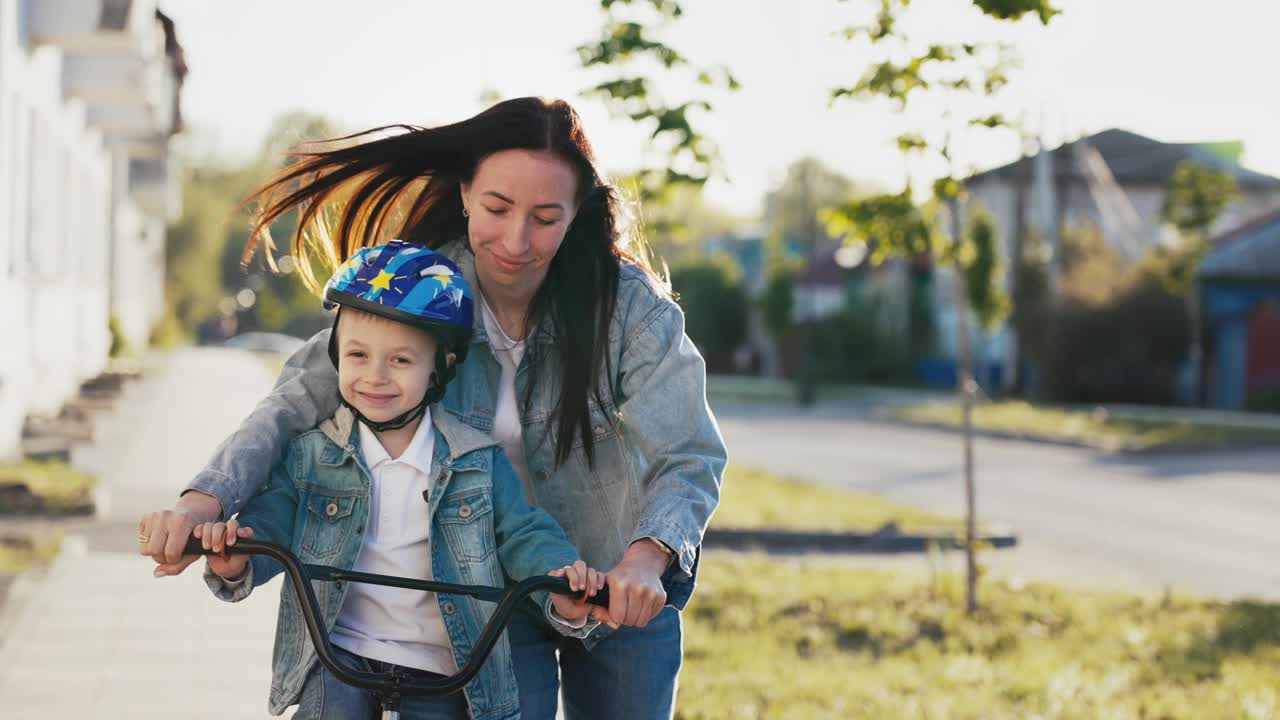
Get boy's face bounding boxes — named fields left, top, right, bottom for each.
left=335, top=310, right=439, bottom=423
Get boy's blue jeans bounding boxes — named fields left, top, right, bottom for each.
left=507, top=602, right=683, bottom=720
left=292, top=644, right=469, bottom=719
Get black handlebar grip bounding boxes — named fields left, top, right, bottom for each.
left=182, top=537, right=246, bottom=557
left=584, top=583, right=611, bottom=609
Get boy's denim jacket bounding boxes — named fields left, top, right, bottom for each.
left=191, top=238, right=729, bottom=636
left=204, top=406, right=586, bottom=719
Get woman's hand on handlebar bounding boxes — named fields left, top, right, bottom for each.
left=604, top=540, right=669, bottom=628
left=140, top=491, right=223, bottom=577
left=548, top=561, right=615, bottom=626
left=193, top=518, right=255, bottom=580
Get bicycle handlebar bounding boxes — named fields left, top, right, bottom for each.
left=184, top=537, right=609, bottom=697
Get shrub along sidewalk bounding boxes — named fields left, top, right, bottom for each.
left=0, top=461, right=95, bottom=516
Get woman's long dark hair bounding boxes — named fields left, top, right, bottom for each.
left=242, top=97, right=656, bottom=467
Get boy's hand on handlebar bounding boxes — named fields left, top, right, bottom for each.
left=193, top=518, right=254, bottom=580
left=548, top=561, right=614, bottom=626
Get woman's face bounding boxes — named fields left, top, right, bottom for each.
left=461, top=149, right=579, bottom=304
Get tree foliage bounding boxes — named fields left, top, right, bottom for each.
left=821, top=0, right=1061, bottom=615
left=670, top=256, right=748, bottom=355
left=765, top=157, right=861, bottom=249
left=163, top=113, right=342, bottom=340
left=964, top=205, right=1009, bottom=331
left=1150, top=162, right=1240, bottom=294
left=1160, top=162, right=1240, bottom=239
left=580, top=0, right=739, bottom=199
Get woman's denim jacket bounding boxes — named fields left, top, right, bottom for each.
left=204, top=406, right=585, bottom=719
left=190, top=238, right=729, bottom=641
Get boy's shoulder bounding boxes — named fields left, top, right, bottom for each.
left=279, top=409, right=357, bottom=467
left=431, top=409, right=500, bottom=467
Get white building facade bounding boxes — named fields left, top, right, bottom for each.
left=0, top=0, right=183, bottom=458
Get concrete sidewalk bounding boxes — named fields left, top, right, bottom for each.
left=0, top=348, right=284, bottom=718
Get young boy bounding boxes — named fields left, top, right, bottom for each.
left=194, top=241, right=606, bottom=719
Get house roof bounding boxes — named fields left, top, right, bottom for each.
left=969, top=129, right=1280, bottom=190
left=1200, top=207, right=1280, bottom=281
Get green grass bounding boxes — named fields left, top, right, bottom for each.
left=0, top=530, right=63, bottom=574
left=680, top=554, right=1280, bottom=719
left=0, top=461, right=96, bottom=514
left=886, top=400, right=1280, bottom=451
left=714, top=466, right=964, bottom=533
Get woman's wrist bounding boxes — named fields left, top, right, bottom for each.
left=177, top=489, right=223, bottom=523
left=625, top=537, right=673, bottom=574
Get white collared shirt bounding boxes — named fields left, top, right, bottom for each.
left=479, top=295, right=536, bottom=505
left=329, top=411, right=457, bottom=674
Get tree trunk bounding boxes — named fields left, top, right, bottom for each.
left=1187, top=281, right=1204, bottom=406
left=948, top=197, right=979, bottom=615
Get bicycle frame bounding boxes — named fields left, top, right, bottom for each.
left=184, top=537, right=608, bottom=718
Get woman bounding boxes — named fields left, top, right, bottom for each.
left=138, top=97, right=726, bottom=718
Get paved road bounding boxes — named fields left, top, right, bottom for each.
left=713, top=399, right=1280, bottom=600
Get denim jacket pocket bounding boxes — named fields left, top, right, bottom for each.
left=301, top=493, right=355, bottom=559
left=436, top=489, right=496, bottom=563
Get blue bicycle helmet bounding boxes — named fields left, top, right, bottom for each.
left=322, top=240, right=475, bottom=430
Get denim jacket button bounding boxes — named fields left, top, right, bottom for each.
left=535, top=469, right=547, bottom=482
left=325, top=502, right=339, bottom=517
left=443, top=601, right=456, bottom=615
left=458, top=504, right=472, bottom=518
left=593, top=425, right=605, bottom=435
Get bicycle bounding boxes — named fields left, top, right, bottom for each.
left=183, top=536, right=609, bottom=719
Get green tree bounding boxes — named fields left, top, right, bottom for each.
left=760, top=267, right=797, bottom=343
left=1156, top=161, right=1240, bottom=293
left=669, top=256, right=747, bottom=356
left=580, top=0, right=739, bottom=200
left=765, top=157, right=860, bottom=253
left=825, top=0, right=1058, bottom=614
left=1155, top=161, right=1240, bottom=405
left=964, top=205, right=1009, bottom=332
left=164, top=112, right=343, bottom=342
left=634, top=181, right=744, bottom=267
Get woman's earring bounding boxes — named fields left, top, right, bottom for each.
left=462, top=207, right=469, bottom=218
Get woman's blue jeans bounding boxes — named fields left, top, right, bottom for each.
left=506, top=601, right=683, bottom=720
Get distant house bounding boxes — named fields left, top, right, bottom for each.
left=968, top=129, right=1280, bottom=265
left=949, top=129, right=1280, bottom=391
left=1199, top=210, right=1280, bottom=409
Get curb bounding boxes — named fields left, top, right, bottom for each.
left=873, top=415, right=1135, bottom=452
left=870, top=414, right=1276, bottom=455
left=704, top=527, right=1018, bottom=554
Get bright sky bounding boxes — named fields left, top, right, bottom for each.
left=158, top=0, right=1280, bottom=218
